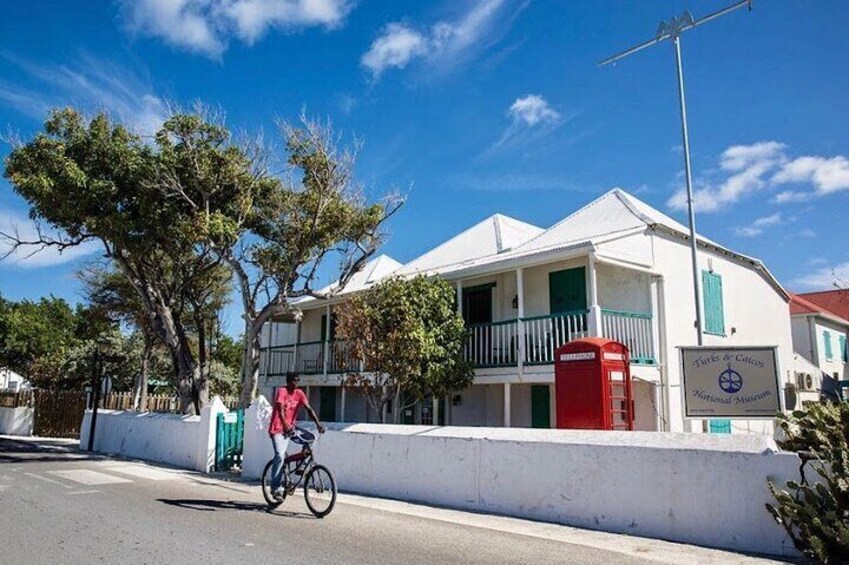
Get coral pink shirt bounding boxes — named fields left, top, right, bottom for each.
left=269, top=387, right=307, bottom=436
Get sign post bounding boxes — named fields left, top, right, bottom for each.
left=679, top=346, right=781, bottom=419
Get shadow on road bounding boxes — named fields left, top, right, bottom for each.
left=158, top=498, right=314, bottom=519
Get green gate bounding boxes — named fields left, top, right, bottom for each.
left=215, top=409, right=244, bottom=471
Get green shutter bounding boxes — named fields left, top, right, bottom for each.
left=709, top=419, right=731, bottom=434
left=702, top=271, right=725, bottom=336
left=824, top=330, right=833, bottom=360
left=840, top=335, right=847, bottom=363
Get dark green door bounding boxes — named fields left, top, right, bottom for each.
left=319, top=387, right=336, bottom=422
left=549, top=268, right=587, bottom=313
left=531, top=385, right=551, bottom=428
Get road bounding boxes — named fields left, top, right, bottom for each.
left=0, top=437, right=790, bottom=565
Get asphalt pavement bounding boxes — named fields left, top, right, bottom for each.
left=0, top=436, right=794, bottom=565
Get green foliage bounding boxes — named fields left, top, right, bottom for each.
left=337, top=275, right=473, bottom=421
left=766, top=403, right=849, bottom=563
left=0, top=295, right=80, bottom=388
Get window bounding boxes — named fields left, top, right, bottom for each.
left=824, top=330, right=833, bottom=361
left=702, top=271, right=725, bottom=336
left=840, top=335, right=847, bottom=363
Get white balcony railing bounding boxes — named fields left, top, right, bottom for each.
left=600, top=309, right=655, bottom=364
left=260, top=309, right=655, bottom=375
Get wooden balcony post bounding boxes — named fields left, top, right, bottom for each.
left=587, top=252, right=603, bottom=337
left=323, top=305, right=331, bottom=378
left=516, top=268, right=525, bottom=379
left=293, top=321, right=301, bottom=374
left=503, top=382, right=511, bottom=427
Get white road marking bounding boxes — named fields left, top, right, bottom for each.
left=102, top=464, right=183, bottom=481
left=23, top=472, right=72, bottom=488
left=49, top=469, right=132, bottom=486
left=66, top=490, right=99, bottom=495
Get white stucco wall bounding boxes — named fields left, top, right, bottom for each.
left=78, top=398, right=227, bottom=472
left=791, top=316, right=815, bottom=366
left=813, top=318, right=848, bottom=380
left=239, top=408, right=799, bottom=557
left=649, top=231, right=794, bottom=433
left=596, top=263, right=652, bottom=314
left=0, top=406, right=34, bottom=436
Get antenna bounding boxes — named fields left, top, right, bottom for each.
left=599, top=0, right=754, bottom=346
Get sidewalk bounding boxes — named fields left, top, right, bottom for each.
left=2, top=435, right=798, bottom=565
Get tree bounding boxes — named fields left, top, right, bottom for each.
left=3, top=109, right=233, bottom=413
left=336, top=275, right=474, bottom=423
left=0, top=296, right=81, bottom=389
left=156, top=113, right=401, bottom=407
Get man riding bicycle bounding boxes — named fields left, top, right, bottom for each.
left=268, top=372, right=325, bottom=501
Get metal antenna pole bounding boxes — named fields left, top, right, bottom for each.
left=600, top=0, right=753, bottom=347
left=673, top=35, right=703, bottom=346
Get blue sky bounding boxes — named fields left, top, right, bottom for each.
left=1, top=0, right=847, bottom=335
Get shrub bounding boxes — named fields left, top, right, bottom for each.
left=766, top=402, right=849, bottom=563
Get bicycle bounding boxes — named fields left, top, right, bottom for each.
left=261, top=426, right=337, bottom=518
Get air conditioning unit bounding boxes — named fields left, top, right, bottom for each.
left=795, top=372, right=815, bottom=391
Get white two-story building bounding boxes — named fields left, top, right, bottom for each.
left=259, top=189, right=795, bottom=434
left=788, top=293, right=849, bottom=402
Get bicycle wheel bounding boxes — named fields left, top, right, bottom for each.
left=261, top=459, right=284, bottom=508
left=303, top=464, right=337, bottom=518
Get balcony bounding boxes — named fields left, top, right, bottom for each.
left=259, top=339, right=358, bottom=376
left=464, top=309, right=655, bottom=368
left=260, top=308, right=654, bottom=376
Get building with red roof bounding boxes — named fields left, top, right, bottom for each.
left=788, top=293, right=848, bottom=394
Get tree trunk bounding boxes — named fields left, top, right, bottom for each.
left=238, top=320, right=261, bottom=408
left=139, top=340, right=151, bottom=412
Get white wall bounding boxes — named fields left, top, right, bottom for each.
left=650, top=231, right=794, bottom=433
left=813, top=318, right=848, bottom=380
left=79, top=397, right=227, bottom=472
left=597, top=263, right=652, bottom=314
left=791, top=316, right=815, bottom=366
left=0, top=407, right=33, bottom=436
left=239, top=407, right=799, bottom=557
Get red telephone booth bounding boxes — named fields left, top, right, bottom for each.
left=554, top=338, right=634, bottom=430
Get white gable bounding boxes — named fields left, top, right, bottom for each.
left=513, top=190, right=646, bottom=254
left=396, top=214, right=543, bottom=275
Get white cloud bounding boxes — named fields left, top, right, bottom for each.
left=508, top=95, right=560, bottom=127
left=792, top=262, right=849, bottom=291
left=667, top=141, right=849, bottom=213
left=119, top=0, right=352, bottom=58
left=0, top=210, right=101, bottom=269
left=798, top=228, right=817, bottom=238
left=720, top=141, right=786, bottom=171
left=773, top=155, right=849, bottom=195
left=360, top=24, right=427, bottom=76
left=773, top=190, right=810, bottom=204
left=667, top=141, right=785, bottom=213
left=361, top=0, right=518, bottom=78
left=484, top=93, right=562, bottom=153
left=0, top=54, right=168, bottom=137
left=734, top=212, right=783, bottom=237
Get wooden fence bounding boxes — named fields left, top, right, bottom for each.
left=0, top=388, right=242, bottom=438
left=0, top=389, right=34, bottom=408
left=99, top=392, right=240, bottom=413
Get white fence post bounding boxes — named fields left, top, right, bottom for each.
left=242, top=395, right=275, bottom=480
left=197, top=396, right=228, bottom=473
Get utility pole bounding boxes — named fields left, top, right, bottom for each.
left=600, top=0, right=754, bottom=346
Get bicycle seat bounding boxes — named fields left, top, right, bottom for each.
left=290, top=426, right=316, bottom=446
